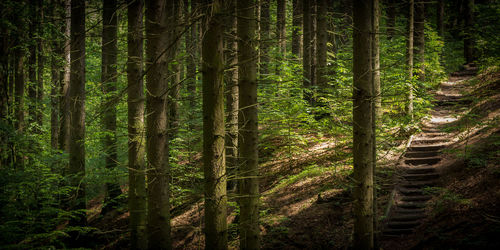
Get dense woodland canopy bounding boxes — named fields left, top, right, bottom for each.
left=0, top=0, right=499, bottom=249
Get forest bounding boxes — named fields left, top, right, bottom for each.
left=0, top=0, right=499, bottom=249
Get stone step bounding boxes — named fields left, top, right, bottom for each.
left=407, top=144, right=445, bottom=152
left=392, top=214, right=426, bottom=221
left=401, top=195, right=432, bottom=202
left=398, top=187, right=424, bottom=196
left=393, top=208, right=426, bottom=214
left=396, top=201, right=427, bottom=209
left=411, top=138, right=448, bottom=145
left=405, top=151, right=439, bottom=158
left=401, top=166, right=436, bottom=175
left=420, top=132, right=447, bottom=137
left=403, top=173, right=439, bottom=181
left=400, top=180, right=437, bottom=189
left=387, top=221, right=421, bottom=229
left=404, top=157, right=441, bottom=165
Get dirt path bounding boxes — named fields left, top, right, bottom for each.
left=382, top=68, right=477, bottom=238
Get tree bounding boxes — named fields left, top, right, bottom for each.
left=437, top=0, right=444, bottom=37
left=414, top=0, right=425, bottom=81
left=407, top=0, right=415, bottom=118
left=316, top=0, right=327, bottom=88
left=292, top=0, right=303, bottom=57
left=59, top=0, right=71, bottom=152
left=101, top=0, right=122, bottom=212
left=371, top=0, right=380, bottom=246
left=277, top=0, right=286, bottom=56
left=202, top=1, right=227, bottom=248
left=127, top=0, right=147, bottom=248
left=260, top=0, right=270, bottom=76
left=145, top=0, right=171, bottom=247
left=36, top=0, right=43, bottom=128
left=386, top=0, right=396, bottom=39
left=68, top=0, right=86, bottom=226
left=49, top=0, right=60, bottom=149
left=237, top=0, right=260, bottom=248
left=303, top=0, right=312, bottom=104
left=464, top=0, right=475, bottom=64
left=352, top=0, right=374, bottom=249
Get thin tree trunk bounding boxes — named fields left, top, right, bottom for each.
left=36, top=0, right=44, bottom=129
left=353, top=0, right=374, bottom=249
left=437, top=0, right=444, bottom=37
left=0, top=12, right=9, bottom=121
left=260, top=0, right=270, bottom=76
left=225, top=0, right=238, bottom=192
left=14, top=47, right=25, bottom=132
left=303, top=0, right=312, bottom=104
left=372, top=0, right=380, bottom=247
left=59, top=0, right=71, bottom=152
left=69, top=0, right=86, bottom=227
left=28, top=3, right=37, bottom=127
left=169, top=1, right=182, bottom=142
left=464, top=0, right=474, bottom=64
left=127, top=0, right=147, bottom=248
left=292, top=0, right=303, bottom=58
left=316, top=0, right=327, bottom=89
left=145, top=0, right=171, bottom=248
left=386, top=0, right=396, bottom=39
left=310, top=0, right=317, bottom=89
left=414, top=0, right=425, bottom=81
left=101, top=0, right=122, bottom=211
left=407, top=0, right=414, bottom=119
left=186, top=0, right=198, bottom=130
left=50, top=5, right=60, bottom=149
left=237, top=0, right=260, bottom=249
left=202, top=1, right=227, bottom=248
left=277, top=0, right=286, bottom=56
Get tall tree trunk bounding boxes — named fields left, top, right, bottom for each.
left=59, top=0, right=71, bottom=152
left=386, top=0, right=396, bottom=39
left=414, top=0, right=425, bottom=81
left=69, top=0, right=86, bottom=227
left=437, top=0, right=444, bottom=37
left=464, top=0, right=474, bottom=64
left=202, top=1, right=227, bottom=248
left=50, top=1, right=60, bottom=149
left=127, top=0, right=147, bottom=248
left=186, top=0, right=198, bottom=120
left=292, top=0, right=303, bottom=58
left=237, top=0, right=260, bottom=249
left=14, top=47, right=25, bottom=131
left=310, top=0, right=317, bottom=89
left=260, top=0, right=270, bottom=76
left=145, top=0, right=171, bottom=248
left=316, top=0, right=327, bottom=89
left=303, top=0, right=312, bottom=104
left=28, top=2, right=37, bottom=128
left=277, top=0, right=286, bottom=56
left=0, top=8, right=9, bottom=121
left=407, top=0, right=414, bottom=119
left=225, top=0, right=238, bottom=192
left=101, top=0, right=122, bottom=212
left=36, top=0, right=44, bottom=129
left=353, top=0, right=374, bottom=249
left=372, top=0, right=380, bottom=247
left=168, top=1, right=182, bottom=142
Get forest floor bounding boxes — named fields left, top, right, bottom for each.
left=91, top=66, right=500, bottom=250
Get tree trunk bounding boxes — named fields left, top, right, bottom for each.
left=316, top=0, right=327, bottom=89
left=127, top=0, right=147, bottom=248
left=28, top=3, right=37, bottom=128
left=414, top=0, right=425, bottom=81
left=386, top=0, right=396, bottom=39
left=407, top=0, right=414, bottom=119
left=59, top=0, right=71, bottom=152
left=277, top=0, right=286, bottom=56
left=237, top=0, right=260, bottom=249
left=50, top=2, right=60, bottom=149
left=372, top=0, right=380, bottom=247
left=186, top=0, right=198, bottom=131
left=353, top=0, right=374, bottom=249
left=260, top=0, right=270, bottom=76
left=292, top=0, right=303, bottom=58
left=437, top=0, right=444, bottom=37
left=464, top=0, right=474, bottom=64
left=145, top=0, right=171, bottom=248
left=202, top=1, right=227, bottom=248
left=303, top=0, right=312, bottom=104
left=168, top=1, right=182, bottom=142
left=69, top=0, right=86, bottom=226
left=225, top=0, right=238, bottom=192
left=310, top=0, right=317, bottom=90
left=36, top=0, right=44, bottom=129
left=14, top=46, right=25, bottom=131
left=101, top=0, right=122, bottom=212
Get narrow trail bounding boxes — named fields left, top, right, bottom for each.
left=382, top=67, right=477, bottom=238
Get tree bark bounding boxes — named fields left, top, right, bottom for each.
left=50, top=1, right=60, bottom=149
left=59, top=0, right=71, bottom=152
left=145, top=0, right=171, bottom=248
left=237, top=0, right=260, bottom=249
left=303, top=0, right=312, bottom=104
left=28, top=2, right=37, bottom=128
left=69, top=0, right=86, bottom=226
left=101, top=0, right=122, bottom=211
left=316, top=0, right=327, bottom=89
left=414, top=0, right=425, bottom=81
left=386, top=0, right=396, bottom=39
left=202, top=1, right=228, bottom=248
left=292, top=0, right=303, bottom=58
left=277, top=0, right=286, bottom=56
left=407, top=0, right=414, bottom=119
left=225, top=0, right=238, bottom=192
left=353, top=0, right=374, bottom=249
left=186, top=0, right=198, bottom=130
left=14, top=45, right=25, bottom=132
left=168, top=1, right=182, bottom=142
left=127, top=0, right=147, bottom=248
left=36, top=0, right=44, bottom=129
left=437, top=0, right=444, bottom=37
left=372, top=0, right=380, bottom=247
left=260, top=0, right=270, bottom=76
left=464, top=0, right=474, bottom=64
